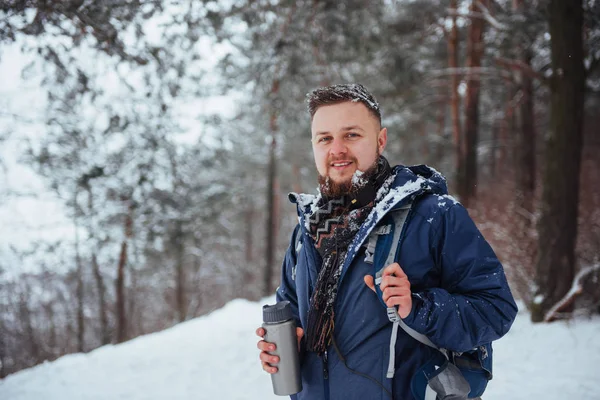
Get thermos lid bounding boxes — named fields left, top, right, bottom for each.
left=263, top=301, right=294, bottom=323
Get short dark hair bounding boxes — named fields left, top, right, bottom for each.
left=306, top=83, right=381, bottom=125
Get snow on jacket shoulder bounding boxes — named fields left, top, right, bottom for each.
left=276, top=165, right=518, bottom=400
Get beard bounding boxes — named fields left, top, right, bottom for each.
left=318, top=153, right=380, bottom=198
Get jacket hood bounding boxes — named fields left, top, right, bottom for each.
left=398, top=164, right=448, bottom=196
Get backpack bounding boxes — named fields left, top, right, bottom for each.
left=363, top=204, right=492, bottom=400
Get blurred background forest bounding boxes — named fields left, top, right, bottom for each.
left=0, top=0, right=599, bottom=378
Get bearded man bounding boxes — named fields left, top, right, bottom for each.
left=256, top=84, right=517, bottom=400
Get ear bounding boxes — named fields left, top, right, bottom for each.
left=378, top=127, right=387, bottom=154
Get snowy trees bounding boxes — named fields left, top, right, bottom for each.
left=0, top=0, right=236, bottom=375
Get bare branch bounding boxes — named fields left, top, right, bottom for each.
left=445, top=6, right=508, bottom=31
left=475, top=1, right=509, bottom=31
left=495, top=57, right=550, bottom=85
left=428, top=66, right=513, bottom=81
left=446, top=9, right=485, bottom=22
left=544, top=264, right=600, bottom=322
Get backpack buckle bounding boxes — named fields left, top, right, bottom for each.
left=386, top=306, right=401, bottom=322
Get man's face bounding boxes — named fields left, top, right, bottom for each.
left=311, top=101, right=387, bottom=191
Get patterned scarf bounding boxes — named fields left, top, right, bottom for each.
left=305, top=156, right=392, bottom=353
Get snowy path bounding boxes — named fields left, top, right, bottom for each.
left=1, top=298, right=598, bottom=400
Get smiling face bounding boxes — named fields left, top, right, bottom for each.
left=311, top=101, right=387, bottom=194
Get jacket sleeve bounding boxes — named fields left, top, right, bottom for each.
left=275, top=224, right=301, bottom=326
left=402, top=203, right=518, bottom=352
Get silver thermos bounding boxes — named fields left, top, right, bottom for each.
left=262, top=301, right=302, bottom=396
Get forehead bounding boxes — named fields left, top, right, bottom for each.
left=311, top=101, right=378, bottom=135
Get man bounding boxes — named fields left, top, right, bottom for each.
left=256, top=84, right=517, bottom=400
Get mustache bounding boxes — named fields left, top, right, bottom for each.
left=328, top=155, right=358, bottom=164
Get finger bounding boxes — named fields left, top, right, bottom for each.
left=386, top=295, right=413, bottom=317
left=380, top=275, right=410, bottom=292
left=256, top=327, right=265, bottom=337
left=296, top=327, right=304, bottom=351
left=387, top=296, right=412, bottom=310
left=382, top=262, right=407, bottom=278
left=262, top=361, right=278, bottom=374
left=363, top=275, right=376, bottom=293
left=257, top=340, right=276, bottom=352
left=382, top=287, right=412, bottom=303
left=260, top=351, right=280, bottom=365
left=383, top=291, right=412, bottom=307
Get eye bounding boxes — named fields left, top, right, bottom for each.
left=317, top=136, right=332, bottom=143
left=346, top=132, right=360, bottom=139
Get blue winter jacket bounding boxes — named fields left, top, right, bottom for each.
left=276, top=165, right=518, bottom=400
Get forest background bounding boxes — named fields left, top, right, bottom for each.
left=0, top=0, right=599, bottom=378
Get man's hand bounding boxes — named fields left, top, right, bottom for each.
left=364, top=262, right=413, bottom=319
left=256, top=326, right=304, bottom=374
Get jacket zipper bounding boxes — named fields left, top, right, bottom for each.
left=322, top=350, right=330, bottom=399
left=322, top=350, right=329, bottom=380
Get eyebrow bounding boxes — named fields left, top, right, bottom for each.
left=315, top=126, right=365, bottom=136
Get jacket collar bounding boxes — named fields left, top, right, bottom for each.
left=289, top=164, right=448, bottom=284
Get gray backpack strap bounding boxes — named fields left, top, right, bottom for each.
left=382, top=205, right=413, bottom=378
left=377, top=204, right=411, bottom=286
left=398, top=318, right=441, bottom=352
left=384, top=204, right=449, bottom=379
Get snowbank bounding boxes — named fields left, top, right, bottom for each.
left=1, top=298, right=598, bottom=399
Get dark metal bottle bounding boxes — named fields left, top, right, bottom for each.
left=262, top=301, right=302, bottom=396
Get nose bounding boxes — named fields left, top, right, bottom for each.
left=329, top=137, right=347, bottom=157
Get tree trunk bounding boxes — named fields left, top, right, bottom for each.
left=435, top=96, right=446, bottom=163
left=245, top=198, right=254, bottom=264
left=190, top=234, right=203, bottom=317
left=128, top=235, right=140, bottom=337
left=74, top=191, right=85, bottom=353
left=116, top=200, right=133, bottom=342
left=263, top=78, right=279, bottom=297
left=92, top=253, right=110, bottom=345
left=174, top=221, right=186, bottom=323
left=0, top=317, right=6, bottom=377
left=86, top=187, right=109, bottom=345
left=116, top=241, right=127, bottom=342
left=462, top=0, right=487, bottom=207
left=56, top=288, right=74, bottom=353
left=515, top=52, right=536, bottom=216
left=499, top=82, right=515, bottom=172
left=513, top=0, right=536, bottom=220
left=243, top=197, right=255, bottom=298
left=448, top=0, right=463, bottom=198
left=491, top=121, right=498, bottom=178
left=19, top=290, right=40, bottom=366
left=531, top=0, right=585, bottom=322
left=43, top=301, right=57, bottom=359
left=262, top=4, right=296, bottom=296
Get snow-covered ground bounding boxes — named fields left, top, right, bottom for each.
left=1, top=298, right=599, bottom=400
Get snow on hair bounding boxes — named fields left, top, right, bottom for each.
left=306, top=83, right=381, bottom=123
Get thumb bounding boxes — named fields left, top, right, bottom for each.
left=364, top=275, right=376, bottom=293
left=296, top=327, right=304, bottom=351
